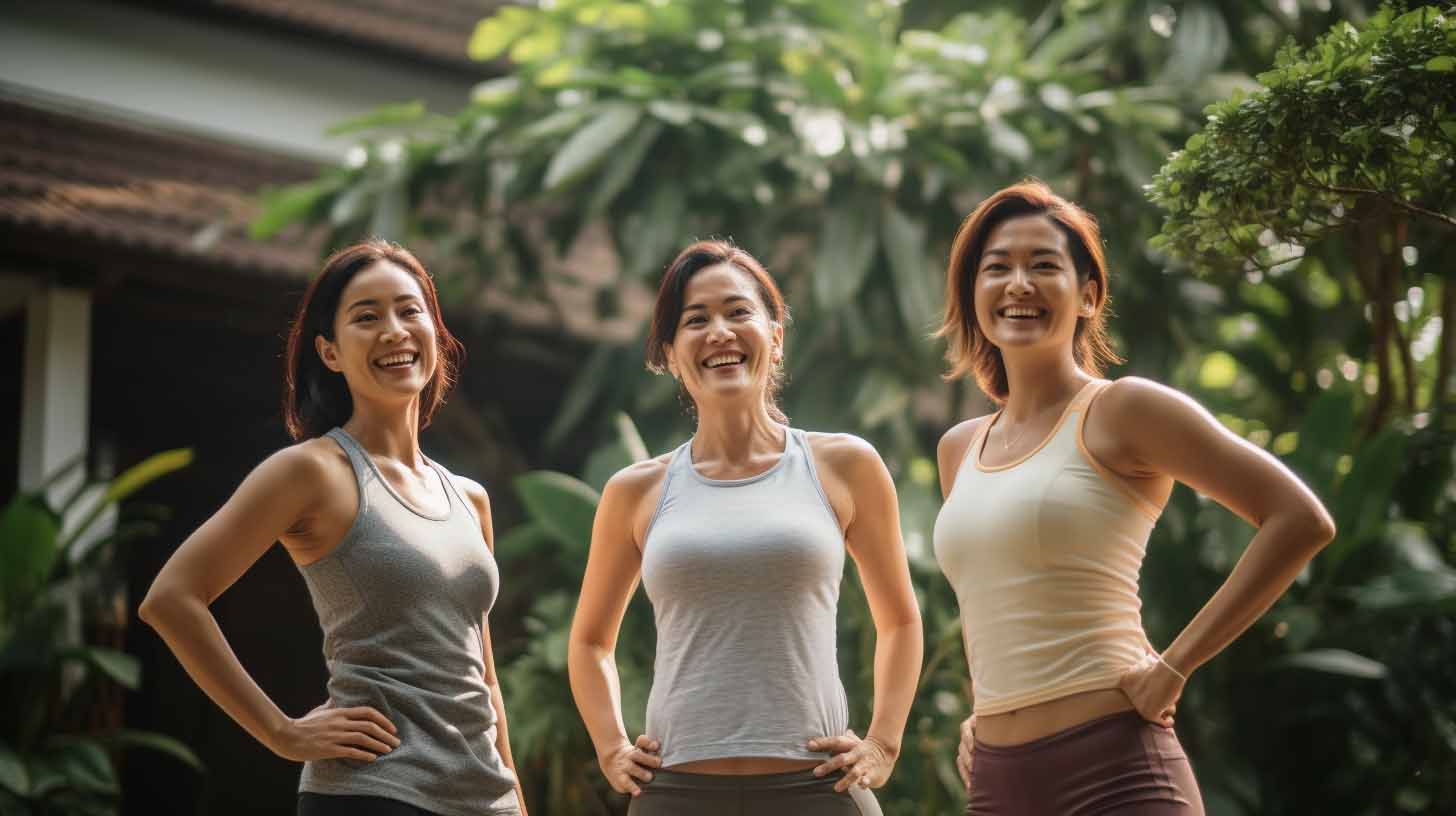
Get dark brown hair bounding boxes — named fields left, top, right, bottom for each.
left=282, top=240, right=464, bottom=440
left=936, top=180, right=1120, bottom=403
left=645, top=240, right=789, bottom=423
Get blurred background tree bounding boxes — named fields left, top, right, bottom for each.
left=257, top=1, right=1454, bottom=814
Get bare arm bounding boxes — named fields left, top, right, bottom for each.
left=938, top=419, right=987, bottom=790
left=566, top=463, right=664, bottom=797
left=1096, top=379, right=1336, bottom=722
left=138, top=443, right=398, bottom=761
left=810, top=436, right=924, bottom=792
left=463, top=481, right=528, bottom=816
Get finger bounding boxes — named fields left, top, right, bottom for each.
left=337, top=731, right=394, bottom=755
left=813, top=748, right=855, bottom=777
left=957, top=755, right=971, bottom=791
left=626, top=763, right=654, bottom=783
left=635, top=735, right=660, bottom=753
left=619, top=778, right=642, bottom=797
left=345, top=706, right=397, bottom=735
left=330, top=746, right=378, bottom=762
left=633, top=750, right=663, bottom=769
left=350, top=720, right=402, bottom=748
left=808, top=735, right=858, bottom=755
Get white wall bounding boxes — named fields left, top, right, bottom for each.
left=0, top=0, right=478, bottom=162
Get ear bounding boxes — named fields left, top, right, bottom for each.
left=770, top=321, right=785, bottom=364
left=1079, top=277, right=1100, bottom=318
left=315, top=334, right=343, bottom=373
left=663, top=343, right=680, bottom=379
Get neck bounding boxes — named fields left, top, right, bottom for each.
left=341, top=395, right=425, bottom=467
left=691, top=397, right=784, bottom=463
left=999, top=347, right=1092, bottom=422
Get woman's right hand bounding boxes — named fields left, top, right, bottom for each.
left=956, top=714, right=976, bottom=792
left=271, top=701, right=400, bottom=762
left=599, top=735, right=661, bottom=796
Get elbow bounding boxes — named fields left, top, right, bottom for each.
left=1297, top=504, right=1337, bottom=553
left=137, top=583, right=184, bottom=630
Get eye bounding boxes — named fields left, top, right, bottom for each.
left=353, top=312, right=377, bottom=323
left=731, top=306, right=753, bottom=318
left=1034, top=261, right=1061, bottom=270
left=401, top=305, right=425, bottom=318
left=981, top=263, right=1008, bottom=274
left=683, top=314, right=706, bottom=326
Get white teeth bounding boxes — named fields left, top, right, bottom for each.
left=704, top=353, right=746, bottom=369
left=377, top=353, right=416, bottom=367
left=1001, top=307, right=1044, bottom=318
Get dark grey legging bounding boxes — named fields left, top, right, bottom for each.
left=966, top=711, right=1204, bottom=815
left=298, top=793, right=440, bottom=816
left=627, top=768, right=882, bottom=816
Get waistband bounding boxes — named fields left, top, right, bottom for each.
left=972, top=710, right=1148, bottom=756
left=647, top=768, right=845, bottom=791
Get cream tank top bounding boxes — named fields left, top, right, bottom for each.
left=932, top=380, right=1165, bottom=716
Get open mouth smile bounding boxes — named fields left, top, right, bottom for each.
left=703, top=352, right=747, bottom=369
left=998, top=306, right=1048, bottom=320
left=374, top=351, right=419, bottom=369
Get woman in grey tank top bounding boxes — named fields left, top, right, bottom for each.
left=139, top=241, right=526, bottom=816
left=567, top=240, right=924, bottom=815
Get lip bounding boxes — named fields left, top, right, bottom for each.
left=700, top=351, right=748, bottom=370
left=996, top=305, right=1049, bottom=320
left=373, top=350, right=420, bottom=369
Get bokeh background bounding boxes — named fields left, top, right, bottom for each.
left=2, top=1, right=1452, bottom=814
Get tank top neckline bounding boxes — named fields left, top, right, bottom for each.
left=973, top=379, right=1103, bottom=473
left=328, top=427, right=454, bottom=521
left=682, top=425, right=793, bottom=487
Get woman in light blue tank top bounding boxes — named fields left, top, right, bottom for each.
left=139, top=241, right=526, bottom=816
left=567, top=240, right=923, bottom=815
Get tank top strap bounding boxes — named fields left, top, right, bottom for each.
left=429, top=459, right=477, bottom=526
left=788, top=428, right=844, bottom=530
left=325, top=427, right=373, bottom=488
left=1068, top=379, right=1111, bottom=416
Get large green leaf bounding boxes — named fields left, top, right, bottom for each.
left=542, top=104, right=644, bottom=192
left=0, top=495, right=61, bottom=625
left=880, top=202, right=937, bottom=335
left=585, top=120, right=664, bottom=217
left=45, top=739, right=117, bottom=795
left=100, top=730, right=203, bottom=772
left=513, top=472, right=600, bottom=554
left=1284, top=386, right=1355, bottom=496
left=0, top=742, right=27, bottom=796
left=250, top=180, right=337, bottom=240
left=813, top=202, right=878, bottom=309
left=1325, top=428, right=1409, bottom=573
left=1274, top=649, right=1388, bottom=680
left=325, top=101, right=428, bottom=136
left=58, top=647, right=141, bottom=691
left=58, top=449, right=193, bottom=557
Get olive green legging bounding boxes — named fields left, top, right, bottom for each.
left=626, top=768, right=882, bottom=816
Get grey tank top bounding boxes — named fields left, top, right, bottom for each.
left=640, top=428, right=850, bottom=767
left=296, top=428, right=519, bottom=816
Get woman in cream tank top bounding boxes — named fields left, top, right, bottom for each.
left=931, top=182, right=1336, bottom=815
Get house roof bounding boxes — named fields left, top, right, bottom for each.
left=0, top=93, right=324, bottom=287
left=141, top=0, right=510, bottom=75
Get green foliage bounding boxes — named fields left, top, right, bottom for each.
left=256, top=0, right=1456, bottom=813
left=0, top=452, right=202, bottom=815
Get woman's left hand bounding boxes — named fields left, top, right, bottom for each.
left=1118, top=651, right=1187, bottom=728
left=809, top=729, right=897, bottom=792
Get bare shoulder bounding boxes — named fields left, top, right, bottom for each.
left=449, top=474, right=492, bottom=519
left=938, top=414, right=993, bottom=465
left=602, top=452, right=673, bottom=505
left=258, top=437, right=348, bottom=492
left=804, top=431, right=882, bottom=476
left=1096, top=376, right=1206, bottom=427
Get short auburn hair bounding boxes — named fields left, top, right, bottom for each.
left=645, top=239, right=789, bottom=423
left=282, top=240, right=464, bottom=440
left=936, top=180, right=1120, bottom=403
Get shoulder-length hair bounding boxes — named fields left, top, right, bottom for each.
left=645, top=239, right=789, bottom=423
left=282, top=240, right=464, bottom=440
left=936, top=180, right=1120, bottom=403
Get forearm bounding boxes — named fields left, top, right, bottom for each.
left=567, top=642, right=632, bottom=757
left=139, top=592, right=289, bottom=753
left=1162, top=513, right=1330, bottom=676
left=864, top=620, right=924, bottom=754
left=488, top=680, right=528, bottom=816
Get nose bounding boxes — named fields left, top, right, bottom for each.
left=1006, top=265, right=1034, bottom=296
left=705, top=315, right=735, bottom=343
left=379, top=314, right=408, bottom=343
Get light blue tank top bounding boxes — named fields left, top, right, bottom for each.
left=296, top=428, right=519, bottom=816
left=639, top=428, right=850, bottom=767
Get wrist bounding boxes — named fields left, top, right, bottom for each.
left=863, top=732, right=900, bottom=760
left=263, top=713, right=295, bottom=755
left=1157, top=652, right=1189, bottom=683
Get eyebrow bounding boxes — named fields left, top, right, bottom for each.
left=982, top=248, right=1062, bottom=259
left=345, top=294, right=421, bottom=311
left=682, top=295, right=752, bottom=312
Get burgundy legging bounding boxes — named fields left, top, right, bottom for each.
left=966, top=711, right=1204, bottom=815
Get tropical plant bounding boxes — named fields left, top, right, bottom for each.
left=0, top=450, right=203, bottom=815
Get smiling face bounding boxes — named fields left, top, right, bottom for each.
left=973, top=213, right=1098, bottom=356
left=316, top=260, right=439, bottom=404
left=664, top=263, right=784, bottom=413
